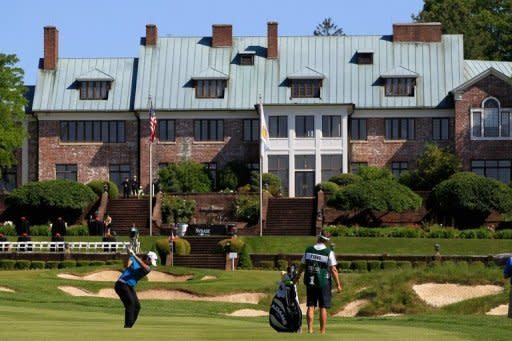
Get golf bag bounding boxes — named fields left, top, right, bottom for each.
left=269, top=265, right=302, bottom=333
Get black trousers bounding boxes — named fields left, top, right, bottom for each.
left=114, top=281, right=141, bottom=327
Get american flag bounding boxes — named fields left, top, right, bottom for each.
left=149, top=102, right=157, bottom=143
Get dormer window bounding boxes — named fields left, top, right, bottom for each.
left=79, top=81, right=111, bottom=100
left=291, top=79, right=322, bottom=98
left=239, top=52, right=255, bottom=66
left=385, top=78, right=416, bottom=97
left=195, top=80, right=227, bottom=98
left=357, top=50, right=373, bottom=65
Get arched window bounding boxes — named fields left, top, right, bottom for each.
left=471, top=97, right=510, bottom=138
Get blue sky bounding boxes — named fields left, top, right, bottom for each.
left=2, top=0, right=424, bottom=84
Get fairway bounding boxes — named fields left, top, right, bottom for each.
left=0, top=304, right=499, bottom=341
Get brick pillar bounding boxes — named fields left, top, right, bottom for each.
left=146, top=24, right=158, bottom=46
left=212, top=24, right=232, bottom=47
left=316, top=190, right=325, bottom=234
left=43, top=26, right=59, bottom=70
left=393, top=23, right=442, bottom=42
left=267, top=22, right=278, bottom=59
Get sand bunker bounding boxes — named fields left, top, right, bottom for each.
left=227, top=309, right=268, bottom=317
left=58, top=286, right=264, bottom=304
left=0, top=287, right=15, bottom=293
left=487, top=304, right=509, bottom=316
left=413, top=283, right=503, bottom=307
left=58, top=270, right=191, bottom=282
left=334, top=299, right=370, bottom=317
left=200, top=275, right=216, bottom=281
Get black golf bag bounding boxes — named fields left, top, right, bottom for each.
left=269, top=265, right=302, bottom=333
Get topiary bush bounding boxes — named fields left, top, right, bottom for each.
left=158, top=161, right=212, bottom=193
left=174, top=238, right=191, bottom=256
left=155, top=239, right=170, bottom=265
left=382, top=260, right=397, bottom=270
left=351, top=260, right=368, bottom=272
left=59, top=260, right=77, bottom=268
left=0, top=260, right=15, bottom=270
left=367, top=260, right=382, bottom=271
left=430, top=172, right=512, bottom=228
left=30, top=261, right=45, bottom=269
left=413, top=261, right=427, bottom=268
left=15, top=260, right=31, bottom=270
left=397, top=261, right=412, bottom=269
left=216, top=238, right=245, bottom=254
left=6, top=180, right=98, bottom=224
left=238, top=244, right=253, bottom=269
left=86, top=180, right=119, bottom=199
left=67, top=225, right=89, bottom=236
left=233, top=195, right=259, bottom=225
left=76, top=260, right=91, bottom=267
left=45, top=261, right=60, bottom=269
left=337, top=261, right=352, bottom=272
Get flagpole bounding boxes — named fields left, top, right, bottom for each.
left=258, top=96, right=263, bottom=237
left=148, top=96, right=153, bottom=237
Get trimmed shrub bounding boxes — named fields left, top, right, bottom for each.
left=238, top=244, right=253, bottom=269
left=382, top=260, right=397, bottom=270
left=158, top=161, right=212, bottom=193
left=470, top=261, right=486, bottom=269
left=442, top=260, right=457, bottom=268
left=389, top=227, right=422, bottom=238
left=89, top=261, right=106, bottom=267
left=161, top=195, right=196, bottom=224
left=15, top=260, right=31, bottom=270
left=351, top=260, right=368, bottom=272
left=425, top=226, right=458, bottom=239
left=277, top=259, right=288, bottom=271
left=431, top=172, right=512, bottom=228
left=30, top=225, right=50, bottom=236
left=106, top=260, right=123, bottom=266
left=59, top=260, right=77, bottom=268
left=328, top=173, right=361, bottom=186
left=45, top=261, right=60, bottom=269
left=413, top=261, right=427, bottom=268
left=337, top=261, right=351, bottom=272
left=218, top=161, right=251, bottom=191
left=429, top=261, right=443, bottom=268
left=6, top=180, right=98, bottom=224
left=155, top=239, right=170, bottom=265
left=67, top=225, right=89, bottom=236
left=496, top=229, right=512, bottom=239
left=0, top=260, right=16, bottom=270
left=174, top=238, right=191, bottom=256
left=250, top=172, right=281, bottom=196
left=87, top=180, right=119, bottom=200
left=456, top=261, right=469, bottom=269
left=30, top=261, right=45, bottom=269
left=397, top=261, right=412, bottom=269
left=259, top=260, right=275, bottom=269
left=76, top=260, right=91, bottom=267
left=216, top=238, right=245, bottom=254
left=0, top=224, right=16, bottom=236
left=233, top=195, right=259, bottom=225
left=367, top=260, right=382, bottom=271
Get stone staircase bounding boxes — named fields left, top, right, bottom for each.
left=173, top=236, right=227, bottom=269
left=106, top=198, right=150, bottom=236
left=264, top=198, right=316, bottom=235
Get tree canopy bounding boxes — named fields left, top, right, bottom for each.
left=0, top=54, right=27, bottom=171
left=313, top=18, right=345, bottom=36
left=158, top=161, right=212, bottom=193
left=413, top=0, right=512, bottom=60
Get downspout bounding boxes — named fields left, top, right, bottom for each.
left=346, top=104, right=355, bottom=173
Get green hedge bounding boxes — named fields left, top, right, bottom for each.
left=59, top=260, right=77, bottom=268
left=30, top=225, right=50, bottom=236
left=87, top=180, right=119, bottom=200
left=45, top=261, right=60, bottom=269
left=351, top=260, right=368, bottom=272
left=0, top=260, right=16, bottom=270
left=89, top=261, right=105, bottom=267
left=174, top=239, right=191, bottom=256
left=15, top=260, right=31, bottom=270
left=30, top=261, right=45, bottom=269
left=259, top=260, right=274, bottom=269
left=238, top=244, right=253, bottom=269
left=216, top=238, right=245, bottom=254
left=67, top=225, right=89, bottom=236
left=397, top=261, right=412, bottom=269
left=0, top=224, right=16, bottom=236
left=77, top=260, right=92, bottom=267
left=367, top=260, right=381, bottom=271
left=337, top=261, right=351, bottom=272
left=277, top=259, right=288, bottom=271
left=382, top=260, right=397, bottom=270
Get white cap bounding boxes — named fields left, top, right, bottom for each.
left=146, top=251, right=158, bottom=266
left=318, top=233, right=330, bottom=241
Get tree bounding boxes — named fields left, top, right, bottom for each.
left=430, top=172, right=512, bottom=227
left=413, top=0, right=512, bottom=61
left=158, top=161, right=212, bottom=193
left=399, top=143, right=462, bottom=190
left=313, top=17, right=345, bottom=36
left=0, top=54, right=27, bottom=172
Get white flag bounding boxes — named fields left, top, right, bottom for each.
left=259, top=101, right=270, bottom=156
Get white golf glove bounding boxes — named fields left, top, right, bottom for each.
left=126, top=245, right=135, bottom=256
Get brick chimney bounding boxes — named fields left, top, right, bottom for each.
left=43, top=26, right=58, bottom=70
left=212, top=24, right=232, bottom=47
left=267, top=21, right=278, bottom=59
left=393, top=22, right=442, bottom=42
left=146, top=24, right=158, bottom=46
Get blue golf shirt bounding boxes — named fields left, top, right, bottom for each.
left=504, top=257, right=512, bottom=284
left=118, top=256, right=151, bottom=287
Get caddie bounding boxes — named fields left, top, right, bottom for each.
left=294, top=230, right=342, bottom=334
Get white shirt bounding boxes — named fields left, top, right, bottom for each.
left=301, top=243, right=337, bottom=267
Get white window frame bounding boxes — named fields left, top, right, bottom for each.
left=471, top=97, right=512, bottom=140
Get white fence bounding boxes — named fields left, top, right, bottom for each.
left=0, top=241, right=130, bottom=254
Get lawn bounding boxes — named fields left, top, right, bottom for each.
left=0, top=265, right=511, bottom=340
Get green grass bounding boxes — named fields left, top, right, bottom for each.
left=242, top=236, right=512, bottom=256
left=1, top=265, right=512, bottom=340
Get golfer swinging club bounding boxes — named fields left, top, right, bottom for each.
left=114, top=245, right=158, bottom=328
